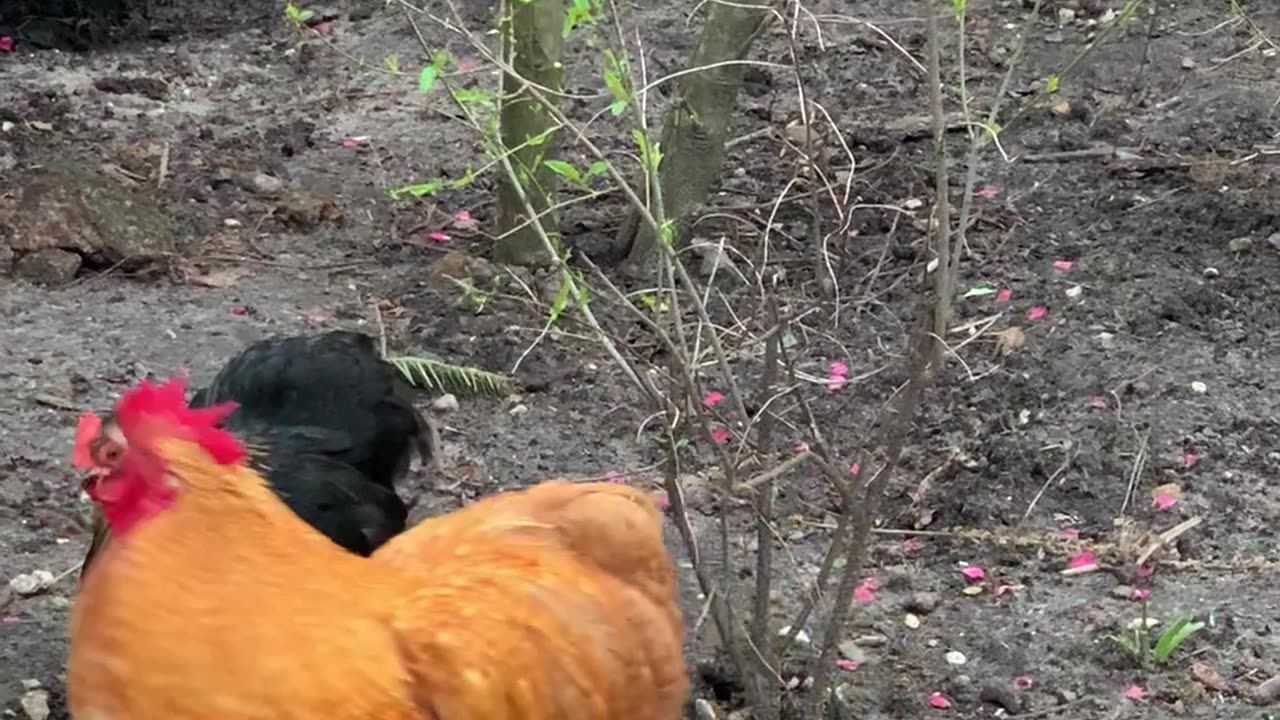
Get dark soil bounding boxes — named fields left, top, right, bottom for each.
left=3, top=1, right=1280, bottom=718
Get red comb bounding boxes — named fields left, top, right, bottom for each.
left=71, top=412, right=103, bottom=471
left=113, top=377, right=244, bottom=465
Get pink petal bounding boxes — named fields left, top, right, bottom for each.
left=312, top=20, right=333, bottom=35
left=853, top=577, right=878, bottom=604
left=1122, top=685, right=1147, bottom=701
left=0, top=36, right=14, bottom=53
left=960, top=566, right=986, bottom=582
left=1, top=615, right=19, bottom=625
left=996, top=287, right=1012, bottom=303
left=902, top=537, right=925, bottom=556
left=1052, top=260, right=1075, bottom=272
left=1067, top=551, right=1097, bottom=569
left=1012, top=675, right=1034, bottom=690
left=849, top=462, right=861, bottom=476
left=341, top=136, right=369, bottom=148
left=710, top=427, right=731, bottom=445
left=827, top=375, right=847, bottom=392
left=653, top=492, right=669, bottom=507
left=1181, top=451, right=1197, bottom=469
left=1058, top=527, right=1080, bottom=541
left=458, top=55, right=481, bottom=73
left=976, top=185, right=999, bottom=199
left=230, top=305, right=248, bottom=316
left=829, top=360, right=849, bottom=377
left=835, top=658, right=862, bottom=671
left=603, top=470, right=626, bottom=484
left=1026, top=305, right=1048, bottom=321
left=1153, top=493, right=1178, bottom=511
left=1136, top=564, right=1154, bottom=578
left=1087, top=396, right=1109, bottom=409
left=993, top=583, right=1019, bottom=597
left=928, top=692, right=952, bottom=709
left=702, top=390, right=725, bottom=409
left=451, top=209, right=479, bottom=231
left=794, top=441, right=811, bottom=453
left=428, top=231, right=451, bottom=243
left=1131, top=587, right=1151, bottom=601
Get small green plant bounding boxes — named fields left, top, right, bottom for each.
left=1111, top=602, right=1206, bottom=669
left=283, top=2, right=314, bottom=25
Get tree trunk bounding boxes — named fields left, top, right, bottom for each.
left=617, top=0, right=772, bottom=272
left=495, top=0, right=566, bottom=266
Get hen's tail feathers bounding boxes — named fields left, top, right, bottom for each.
left=79, top=507, right=113, bottom=582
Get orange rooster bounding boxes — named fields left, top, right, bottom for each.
left=67, top=377, right=688, bottom=719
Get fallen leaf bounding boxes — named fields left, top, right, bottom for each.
left=1190, top=661, right=1226, bottom=691
left=702, top=390, right=725, bottom=409
left=960, top=566, right=986, bottom=582
left=928, top=692, right=952, bottom=709
left=994, top=327, right=1026, bottom=355
left=996, top=287, right=1012, bottom=303
left=962, top=285, right=997, bottom=299
left=961, top=585, right=984, bottom=595
left=1026, top=305, right=1048, bottom=321
left=187, top=266, right=248, bottom=288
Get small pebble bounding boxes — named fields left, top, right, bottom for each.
left=945, top=650, right=967, bottom=666
left=855, top=634, right=888, bottom=647
left=903, top=591, right=940, bottom=615
left=1190, top=381, right=1207, bottom=394
left=430, top=393, right=459, bottom=413
left=1110, top=585, right=1134, bottom=600
left=694, top=698, right=717, bottom=720
left=1202, top=267, right=1219, bottom=278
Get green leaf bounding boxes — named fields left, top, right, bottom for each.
left=547, top=277, right=573, bottom=323
left=586, top=160, right=609, bottom=178
left=418, top=65, right=439, bottom=94
left=543, top=159, right=583, bottom=184
left=1046, top=73, right=1061, bottom=94
left=389, top=179, right=445, bottom=200
left=962, top=285, right=996, bottom=298
left=384, top=55, right=401, bottom=74
left=1153, top=617, right=1205, bottom=664
left=609, top=99, right=627, bottom=116
left=390, top=356, right=515, bottom=399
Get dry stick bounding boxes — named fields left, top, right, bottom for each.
left=924, top=6, right=952, bottom=369
left=809, top=328, right=934, bottom=716
left=748, top=297, right=783, bottom=718
left=1020, top=446, right=1076, bottom=524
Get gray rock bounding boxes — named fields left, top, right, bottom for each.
left=15, top=248, right=82, bottom=284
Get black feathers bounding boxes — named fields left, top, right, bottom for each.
left=82, top=331, right=433, bottom=576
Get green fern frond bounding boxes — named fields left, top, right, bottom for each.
left=390, top=355, right=514, bottom=399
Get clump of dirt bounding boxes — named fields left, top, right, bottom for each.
left=3, top=2, right=1280, bottom=719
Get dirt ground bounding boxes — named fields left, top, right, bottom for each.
left=3, top=0, right=1280, bottom=718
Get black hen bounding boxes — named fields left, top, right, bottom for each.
left=79, top=330, right=434, bottom=577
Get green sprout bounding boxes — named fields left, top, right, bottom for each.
left=1111, top=602, right=1206, bottom=669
